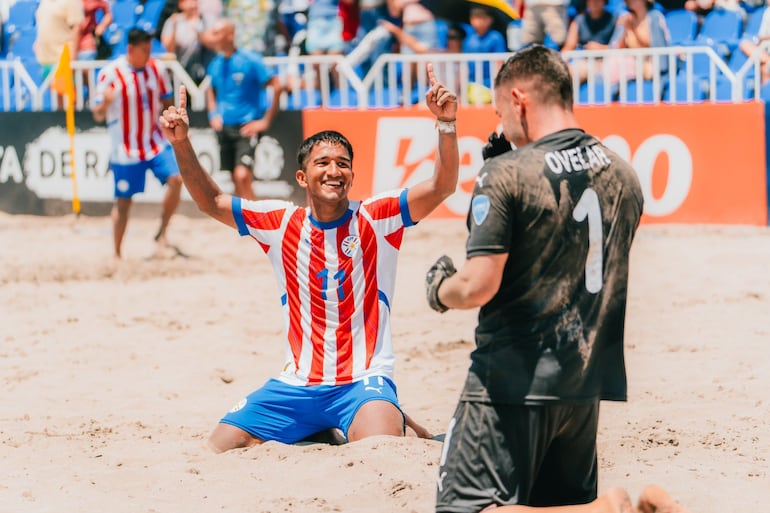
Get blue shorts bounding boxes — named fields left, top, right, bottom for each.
left=401, top=20, right=440, bottom=55
left=220, top=376, right=404, bottom=444
left=111, top=145, right=179, bottom=199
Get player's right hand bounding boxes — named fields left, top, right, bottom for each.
left=159, top=85, right=190, bottom=144
left=425, top=255, right=457, bottom=313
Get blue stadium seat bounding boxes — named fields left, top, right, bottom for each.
left=435, top=19, right=449, bottom=50
left=743, top=7, right=767, bottom=40
left=111, top=0, right=140, bottom=29
left=7, top=0, right=38, bottom=31
left=759, top=80, right=770, bottom=101
left=713, top=75, right=752, bottom=101
left=285, top=88, right=322, bottom=110
left=696, top=8, right=743, bottom=56
left=6, top=27, right=37, bottom=60
left=728, top=48, right=755, bottom=78
left=577, top=80, right=617, bottom=105
left=664, top=9, right=698, bottom=46
left=136, top=0, right=166, bottom=33
left=663, top=75, right=706, bottom=103
left=621, top=80, right=660, bottom=104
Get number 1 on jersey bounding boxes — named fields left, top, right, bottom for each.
left=572, top=188, right=603, bottom=294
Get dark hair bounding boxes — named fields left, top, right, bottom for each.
left=447, top=23, right=466, bottom=41
left=127, top=28, right=154, bottom=46
left=494, top=45, right=574, bottom=110
left=296, top=130, right=354, bottom=170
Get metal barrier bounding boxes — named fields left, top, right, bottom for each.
left=1, top=45, right=768, bottom=112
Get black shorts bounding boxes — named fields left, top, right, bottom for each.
left=436, top=400, right=599, bottom=512
left=217, top=125, right=259, bottom=173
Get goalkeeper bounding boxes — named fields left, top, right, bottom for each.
left=425, top=46, right=645, bottom=512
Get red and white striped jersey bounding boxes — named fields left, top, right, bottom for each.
left=94, top=56, right=173, bottom=164
left=233, top=189, right=416, bottom=386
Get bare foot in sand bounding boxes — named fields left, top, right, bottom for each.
left=637, top=485, right=692, bottom=513
left=604, top=487, right=637, bottom=513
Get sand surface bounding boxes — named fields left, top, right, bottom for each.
left=1, top=211, right=768, bottom=512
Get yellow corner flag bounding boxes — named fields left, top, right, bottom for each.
left=51, top=44, right=80, bottom=215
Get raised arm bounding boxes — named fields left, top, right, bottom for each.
left=159, top=86, right=236, bottom=228
left=406, top=63, right=459, bottom=222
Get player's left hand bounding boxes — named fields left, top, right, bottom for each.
left=425, top=255, right=457, bottom=313
left=481, top=131, right=512, bottom=161
left=425, top=63, right=458, bottom=123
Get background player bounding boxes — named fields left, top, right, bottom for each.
left=91, top=28, right=183, bottom=259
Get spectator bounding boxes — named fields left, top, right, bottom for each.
left=463, top=6, right=508, bottom=86
left=304, top=0, right=352, bottom=89
left=387, top=0, right=440, bottom=53
left=278, top=0, right=310, bottom=43
left=605, top=0, right=671, bottom=83
left=224, top=0, right=281, bottom=56
left=684, top=0, right=742, bottom=17
left=563, top=0, right=617, bottom=51
left=562, top=0, right=617, bottom=82
left=77, top=0, right=112, bottom=61
left=739, top=0, right=770, bottom=84
left=348, top=0, right=394, bottom=75
left=305, top=0, right=344, bottom=55
left=34, top=0, right=84, bottom=80
left=520, top=0, right=571, bottom=49
left=160, top=0, right=217, bottom=83
left=206, top=19, right=282, bottom=200
left=387, top=0, right=439, bottom=88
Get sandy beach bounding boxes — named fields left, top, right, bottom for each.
left=1, top=211, right=768, bottom=513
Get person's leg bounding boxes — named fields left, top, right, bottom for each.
left=528, top=402, right=600, bottom=506
left=209, top=379, right=333, bottom=453
left=334, top=376, right=405, bottom=442
left=149, top=147, right=183, bottom=245
left=521, top=5, right=546, bottom=46
left=208, top=423, right=263, bottom=453
left=233, top=132, right=257, bottom=200
left=112, top=197, right=132, bottom=259
left=347, top=400, right=404, bottom=440
left=232, top=164, right=256, bottom=200
left=637, top=485, right=693, bottom=513
left=541, top=5, right=568, bottom=48
left=156, top=174, right=182, bottom=244
left=490, top=488, right=634, bottom=513
left=110, top=162, right=145, bottom=259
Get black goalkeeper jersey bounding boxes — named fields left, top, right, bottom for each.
left=461, top=128, right=644, bottom=404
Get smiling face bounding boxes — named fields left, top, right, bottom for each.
left=296, top=141, right=354, bottom=221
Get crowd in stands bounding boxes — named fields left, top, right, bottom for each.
left=1, top=0, right=770, bottom=109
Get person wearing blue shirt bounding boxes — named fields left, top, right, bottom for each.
left=206, top=19, right=282, bottom=200
left=463, top=7, right=508, bottom=86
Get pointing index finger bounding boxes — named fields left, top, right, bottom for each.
left=427, top=63, right=437, bottom=86
left=179, top=85, right=187, bottom=110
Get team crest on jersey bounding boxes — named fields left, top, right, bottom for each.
left=472, top=195, right=490, bottom=225
left=341, top=235, right=361, bottom=257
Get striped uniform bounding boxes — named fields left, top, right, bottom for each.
left=233, top=188, right=415, bottom=387
left=93, top=56, right=173, bottom=164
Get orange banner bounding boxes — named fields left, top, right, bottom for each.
left=303, top=102, right=767, bottom=225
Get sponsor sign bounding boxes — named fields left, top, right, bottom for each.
left=303, top=103, right=767, bottom=225
left=0, top=111, right=305, bottom=214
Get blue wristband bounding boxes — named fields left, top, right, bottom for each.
left=208, top=111, right=219, bottom=121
